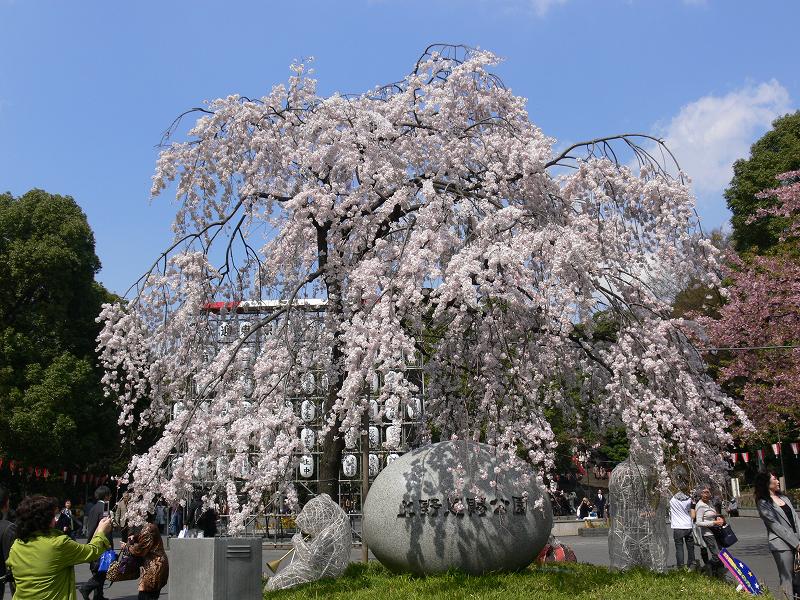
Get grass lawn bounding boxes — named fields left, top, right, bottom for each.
left=264, top=561, right=767, bottom=599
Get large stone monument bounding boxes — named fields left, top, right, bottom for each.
left=608, top=450, right=669, bottom=572
left=363, top=441, right=553, bottom=575
left=266, top=493, right=351, bottom=590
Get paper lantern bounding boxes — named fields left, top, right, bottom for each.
left=301, top=428, right=316, bottom=450
left=368, top=426, right=379, bottom=447
left=300, top=400, right=316, bottom=422
left=370, top=399, right=380, bottom=422
left=368, top=454, right=380, bottom=477
left=193, top=458, right=209, bottom=480
left=384, top=399, right=398, bottom=421
left=299, top=455, right=314, bottom=479
left=385, top=425, right=401, bottom=449
left=342, top=454, right=358, bottom=478
left=301, top=372, right=315, bottom=395
left=407, top=398, right=422, bottom=420
left=772, top=443, right=782, bottom=457
left=344, top=427, right=359, bottom=450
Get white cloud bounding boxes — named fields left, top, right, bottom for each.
left=528, top=0, right=568, bottom=16
left=657, top=80, right=791, bottom=195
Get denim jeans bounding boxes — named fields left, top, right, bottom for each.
left=672, top=528, right=695, bottom=567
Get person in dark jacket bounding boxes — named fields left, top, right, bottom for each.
left=577, top=497, right=592, bottom=519
left=79, top=486, right=113, bottom=600
left=0, top=486, right=17, bottom=600
left=56, top=500, right=78, bottom=540
left=594, top=490, right=607, bottom=519
left=188, top=493, right=217, bottom=538
left=755, top=472, right=800, bottom=600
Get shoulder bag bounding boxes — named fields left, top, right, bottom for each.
left=106, top=546, right=142, bottom=583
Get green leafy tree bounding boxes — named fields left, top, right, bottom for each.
left=0, top=189, right=118, bottom=473
left=725, top=111, right=800, bottom=254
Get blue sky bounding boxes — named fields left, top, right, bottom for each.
left=1, top=0, right=797, bottom=295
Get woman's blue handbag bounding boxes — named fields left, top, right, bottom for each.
left=97, top=549, right=118, bottom=573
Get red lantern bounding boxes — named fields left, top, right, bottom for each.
left=730, top=452, right=738, bottom=464
left=43, top=468, right=49, bottom=479
left=791, top=442, right=800, bottom=456
left=72, top=474, right=78, bottom=486
left=741, top=452, right=750, bottom=463
left=772, top=443, right=782, bottom=457
left=756, top=449, right=765, bottom=461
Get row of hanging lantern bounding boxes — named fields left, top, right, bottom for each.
left=170, top=454, right=254, bottom=481
left=174, top=447, right=404, bottom=482
left=297, top=452, right=400, bottom=479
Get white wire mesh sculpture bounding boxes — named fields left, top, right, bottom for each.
left=608, top=452, right=668, bottom=572
left=266, top=493, right=352, bottom=591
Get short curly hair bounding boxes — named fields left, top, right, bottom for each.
left=15, top=495, right=58, bottom=542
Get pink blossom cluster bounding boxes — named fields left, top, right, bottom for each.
left=703, top=172, right=800, bottom=434
left=98, top=48, right=748, bottom=528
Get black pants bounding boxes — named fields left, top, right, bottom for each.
left=138, top=591, right=161, bottom=600
left=79, top=565, right=107, bottom=599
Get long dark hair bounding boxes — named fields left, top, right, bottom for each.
left=15, top=495, right=58, bottom=541
left=753, top=472, right=775, bottom=503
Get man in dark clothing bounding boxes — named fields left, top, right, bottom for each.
left=0, top=486, right=17, bottom=600
left=83, top=498, right=96, bottom=537
left=56, top=499, right=78, bottom=540
left=188, top=493, right=217, bottom=538
left=595, top=490, right=607, bottom=519
left=79, top=486, right=113, bottom=600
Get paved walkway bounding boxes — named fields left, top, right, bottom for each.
left=73, top=516, right=779, bottom=598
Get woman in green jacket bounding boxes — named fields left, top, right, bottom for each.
left=6, top=495, right=112, bottom=600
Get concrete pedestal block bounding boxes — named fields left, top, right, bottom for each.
left=168, top=538, right=263, bottom=600
left=578, top=527, right=609, bottom=537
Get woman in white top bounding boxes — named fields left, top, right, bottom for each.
left=755, top=472, right=800, bottom=600
left=694, top=486, right=725, bottom=576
